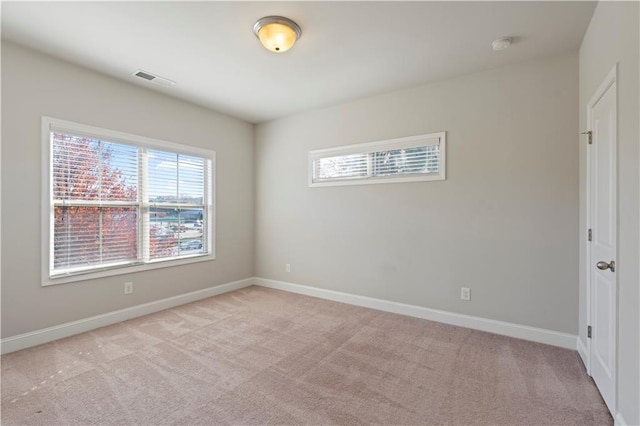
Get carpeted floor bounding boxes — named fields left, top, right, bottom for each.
left=1, top=286, right=612, bottom=425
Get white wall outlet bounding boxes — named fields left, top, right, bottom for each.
left=285, top=264, right=291, bottom=273
left=124, top=282, right=134, bottom=295
left=461, top=287, right=471, bottom=301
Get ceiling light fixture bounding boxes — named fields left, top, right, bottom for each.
left=253, top=16, right=301, bottom=53
left=491, top=37, right=512, bottom=51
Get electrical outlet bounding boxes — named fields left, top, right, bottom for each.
left=461, top=287, right=471, bottom=301
left=285, top=264, right=291, bottom=273
left=124, top=282, right=134, bottom=295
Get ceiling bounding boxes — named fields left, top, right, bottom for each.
left=2, top=1, right=596, bottom=124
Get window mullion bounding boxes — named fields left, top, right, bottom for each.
left=176, top=154, right=181, bottom=254
left=204, top=158, right=211, bottom=252
left=99, top=208, right=103, bottom=263
left=139, top=147, right=149, bottom=262
left=65, top=205, right=70, bottom=270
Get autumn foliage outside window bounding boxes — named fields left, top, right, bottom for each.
left=53, top=134, right=139, bottom=270
left=46, top=119, right=213, bottom=280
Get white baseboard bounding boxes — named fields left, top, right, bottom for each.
left=1, top=277, right=580, bottom=354
left=254, top=277, right=578, bottom=350
left=0, top=278, right=253, bottom=355
left=614, top=412, right=628, bottom=426
left=577, top=337, right=590, bottom=372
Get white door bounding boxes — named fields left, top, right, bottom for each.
left=587, top=67, right=617, bottom=415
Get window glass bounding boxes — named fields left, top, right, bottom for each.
left=309, top=132, right=445, bottom=187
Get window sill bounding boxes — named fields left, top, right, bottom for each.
left=309, top=173, right=445, bottom=187
left=43, top=253, right=215, bottom=286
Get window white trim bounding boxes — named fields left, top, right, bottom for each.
left=41, top=116, right=216, bottom=286
left=308, top=132, right=446, bottom=187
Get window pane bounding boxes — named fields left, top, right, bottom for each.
left=52, top=133, right=138, bottom=202
left=54, top=206, right=138, bottom=270
left=52, top=134, right=99, bottom=201
left=372, top=145, right=440, bottom=177
left=178, top=155, right=205, bottom=204
left=101, top=142, right=138, bottom=201
left=102, top=208, right=138, bottom=262
left=149, top=207, right=204, bottom=260
left=148, top=150, right=178, bottom=203
left=148, top=150, right=205, bottom=204
left=54, top=206, right=99, bottom=268
left=313, top=153, right=368, bottom=181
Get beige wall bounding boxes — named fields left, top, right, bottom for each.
left=255, top=53, right=579, bottom=334
left=1, top=41, right=255, bottom=337
left=579, top=2, right=640, bottom=424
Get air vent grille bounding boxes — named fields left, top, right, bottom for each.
left=134, top=71, right=155, bottom=81
left=132, top=70, right=176, bottom=87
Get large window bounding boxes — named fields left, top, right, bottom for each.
left=42, top=117, right=214, bottom=285
left=309, top=132, right=445, bottom=187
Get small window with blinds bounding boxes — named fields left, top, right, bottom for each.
left=309, top=132, right=445, bottom=187
left=43, top=117, right=215, bottom=285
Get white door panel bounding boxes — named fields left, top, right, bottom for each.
left=588, top=68, right=617, bottom=416
left=594, top=273, right=613, bottom=375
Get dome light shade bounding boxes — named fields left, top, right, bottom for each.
left=491, top=37, right=512, bottom=51
left=253, top=16, right=301, bottom=53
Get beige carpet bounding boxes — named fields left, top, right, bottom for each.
left=2, top=286, right=611, bottom=425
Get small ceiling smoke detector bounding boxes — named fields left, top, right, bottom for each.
left=132, top=70, right=176, bottom=87
left=491, top=37, right=512, bottom=51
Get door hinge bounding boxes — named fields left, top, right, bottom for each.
left=587, top=325, right=592, bottom=339
left=588, top=229, right=592, bottom=242
left=581, top=131, right=592, bottom=145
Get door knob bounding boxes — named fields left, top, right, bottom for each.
left=596, top=261, right=615, bottom=272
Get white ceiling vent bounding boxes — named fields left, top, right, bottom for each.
left=132, top=70, right=176, bottom=87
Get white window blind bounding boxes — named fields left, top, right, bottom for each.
left=146, top=149, right=210, bottom=261
left=52, top=134, right=140, bottom=271
left=309, top=132, right=445, bottom=187
left=43, top=117, right=215, bottom=284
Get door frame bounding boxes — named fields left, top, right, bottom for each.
left=584, top=63, right=617, bottom=408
